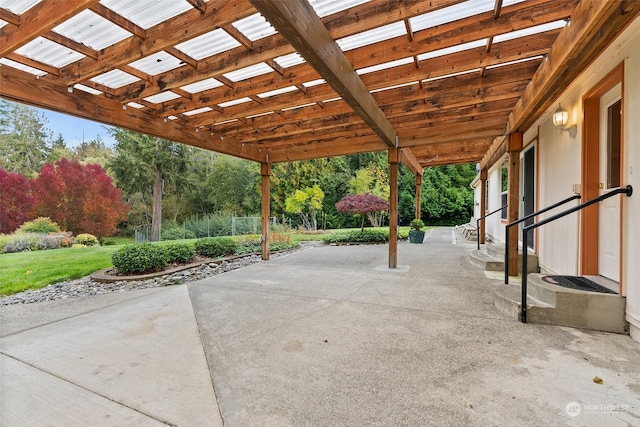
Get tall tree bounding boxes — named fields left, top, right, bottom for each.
left=107, top=130, right=188, bottom=241
left=285, top=185, right=325, bottom=230
left=0, top=168, right=35, bottom=233
left=72, top=136, right=113, bottom=168
left=0, top=100, right=52, bottom=176
left=31, top=159, right=128, bottom=237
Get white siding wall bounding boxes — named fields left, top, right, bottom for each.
left=624, top=43, right=640, bottom=341
left=486, top=161, right=506, bottom=243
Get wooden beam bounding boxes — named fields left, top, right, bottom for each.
left=507, top=132, right=523, bottom=276
left=415, top=174, right=422, bottom=220
left=509, top=0, right=640, bottom=132
left=89, top=3, right=146, bottom=39
left=0, top=65, right=263, bottom=162
left=44, top=31, right=99, bottom=59
left=398, top=119, right=507, bottom=147
left=388, top=148, right=400, bottom=268
left=479, top=169, right=487, bottom=243
left=0, top=8, right=21, bottom=26
left=185, top=0, right=207, bottom=14
left=400, top=148, right=423, bottom=176
left=0, top=0, right=99, bottom=57
left=4, top=52, right=60, bottom=76
left=261, top=162, right=271, bottom=261
left=250, top=0, right=397, bottom=147
left=480, top=135, right=507, bottom=170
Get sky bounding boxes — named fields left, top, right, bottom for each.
left=39, top=108, right=117, bottom=148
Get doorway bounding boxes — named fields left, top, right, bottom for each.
left=521, top=144, right=536, bottom=249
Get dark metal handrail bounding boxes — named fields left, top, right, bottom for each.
left=504, top=194, right=581, bottom=284
left=520, top=185, right=633, bottom=323
left=476, top=205, right=508, bottom=250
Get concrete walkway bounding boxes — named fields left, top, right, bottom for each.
left=2, top=228, right=640, bottom=426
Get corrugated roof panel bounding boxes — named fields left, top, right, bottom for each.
left=231, top=13, right=277, bottom=42
left=357, top=57, right=413, bottom=75
left=180, top=78, right=224, bottom=93
left=73, top=84, right=102, bottom=95
left=246, top=111, right=276, bottom=119
left=273, top=53, right=305, bottom=68
left=417, top=39, right=487, bottom=61
left=174, top=28, right=240, bottom=60
left=422, top=68, right=481, bottom=82
left=370, top=81, right=417, bottom=94
left=410, top=0, right=493, bottom=32
left=100, top=0, right=192, bottom=29
left=281, top=103, right=316, bottom=112
left=494, top=20, right=566, bottom=43
left=0, top=20, right=7, bottom=30
left=128, top=51, right=183, bottom=75
left=183, top=106, right=213, bottom=116
left=503, top=0, right=528, bottom=6
left=302, top=79, right=325, bottom=87
left=223, top=63, right=273, bottom=82
left=0, top=57, right=47, bottom=76
left=337, top=21, right=406, bottom=51
left=126, top=101, right=145, bottom=109
left=53, top=10, right=132, bottom=50
left=486, top=56, right=543, bottom=70
left=90, top=69, right=140, bottom=88
left=0, top=0, right=41, bottom=14
left=218, top=97, right=252, bottom=108
left=15, top=37, right=85, bottom=67
left=257, top=86, right=298, bottom=98
left=309, top=0, right=371, bottom=18
left=144, top=91, right=182, bottom=104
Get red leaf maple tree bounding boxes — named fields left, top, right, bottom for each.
left=336, top=194, right=389, bottom=231
left=31, top=159, right=128, bottom=237
left=0, top=168, right=35, bottom=233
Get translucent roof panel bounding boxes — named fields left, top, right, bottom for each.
left=494, top=20, right=567, bottom=43
left=128, top=51, right=184, bottom=75
left=90, top=69, right=140, bottom=89
left=100, top=0, right=193, bottom=29
left=337, top=21, right=406, bottom=51
left=175, top=28, right=241, bottom=60
left=73, top=84, right=102, bottom=95
left=485, top=56, right=543, bottom=70
left=0, top=57, right=47, bottom=77
left=246, top=111, right=276, bottom=119
left=231, top=13, right=277, bottom=42
left=183, top=107, right=213, bottom=116
left=410, top=0, right=494, bottom=32
left=309, top=0, right=371, bottom=18
left=53, top=10, right=132, bottom=50
left=180, top=78, right=224, bottom=93
left=370, top=81, right=417, bottom=94
left=223, top=63, right=274, bottom=82
left=273, top=53, right=306, bottom=68
left=218, top=97, right=253, bottom=108
left=302, top=78, right=326, bottom=87
left=357, top=57, right=413, bottom=75
left=15, top=37, right=85, bottom=67
left=417, top=39, right=487, bottom=61
left=422, top=68, right=481, bottom=83
left=144, top=91, right=182, bottom=104
left=0, top=0, right=41, bottom=14
left=257, top=86, right=298, bottom=98
left=282, top=103, right=317, bottom=112
left=126, top=102, right=145, bottom=109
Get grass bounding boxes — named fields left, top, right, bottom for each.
left=0, top=246, right=120, bottom=296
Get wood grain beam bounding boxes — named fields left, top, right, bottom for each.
left=398, top=118, right=507, bottom=147
left=400, top=148, right=423, bottom=176
left=89, top=3, right=146, bottom=39
left=0, top=66, right=263, bottom=162
left=0, top=7, right=20, bottom=26
left=509, top=0, right=640, bottom=132
left=480, top=135, right=508, bottom=170
left=0, top=0, right=99, bottom=57
left=249, top=0, right=397, bottom=147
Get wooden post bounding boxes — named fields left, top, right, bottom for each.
left=261, top=162, right=271, bottom=261
left=479, top=169, right=487, bottom=244
left=507, top=132, right=523, bottom=276
left=388, top=148, right=399, bottom=269
left=415, top=174, right=422, bottom=220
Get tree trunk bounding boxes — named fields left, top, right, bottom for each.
left=150, top=166, right=162, bottom=242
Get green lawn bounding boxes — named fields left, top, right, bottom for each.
left=0, top=246, right=121, bottom=296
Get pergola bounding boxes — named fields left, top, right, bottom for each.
left=1, top=0, right=638, bottom=268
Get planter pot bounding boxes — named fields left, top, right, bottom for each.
left=409, top=230, right=425, bottom=243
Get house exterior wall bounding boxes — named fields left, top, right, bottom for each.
left=486, top=160, right=506, bottom=243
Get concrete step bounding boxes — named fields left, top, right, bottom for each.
left=468, top=245, right=539, bottom=274
left=493, top=274, right=627, bottom=333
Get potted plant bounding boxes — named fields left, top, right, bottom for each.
left=408, top=219, right=425, bottom=243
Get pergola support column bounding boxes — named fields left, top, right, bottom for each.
left=415, top=174, right=422, bottom=220
left=479, top=169, right=487, bottom=244
left=261, top=162, right=271, bottom=261
left=388, top=148, right=399, bottom=269
left=507, top=132, right=523, bottom=276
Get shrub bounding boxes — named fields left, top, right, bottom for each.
left=75, top=233, right=99, bottom=246
left=163, top=242, right=195, bottom=263
left=161, top=228, right=196, bottom=241
left=3, top=233, right=41, bottom=253
left=194, top=237, right=237, bottom=258
left=72, top=243, right=86, bottom=248
left=235, top=238, right=262, bottom=255
left=111, top=243, right=168, bottom=274
left=18, top=217, right=61, bottom=234
left=38, top=235, right=63, bottom=250
left=409, top=219, right=425, bottom=231
left=0, top=234, right=9, bottom=252
left=102, top=240, right=117, bottom=246
left=323, top=229, right=390, bottom=244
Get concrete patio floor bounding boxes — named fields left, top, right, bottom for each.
left=1, top=228, right=639, bottom=426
